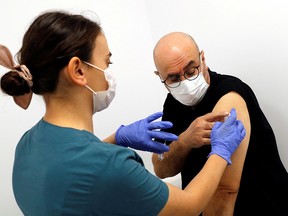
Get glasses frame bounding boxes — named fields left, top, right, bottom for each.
left=158, top=64, right=201, bottom=88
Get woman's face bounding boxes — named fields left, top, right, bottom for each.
left=85, top=33, right=112, bottom=92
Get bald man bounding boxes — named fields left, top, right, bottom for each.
left=152, top=32, right=288, bottom=216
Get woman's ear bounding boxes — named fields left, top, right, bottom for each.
left=66, top=57, right=87, bottom=86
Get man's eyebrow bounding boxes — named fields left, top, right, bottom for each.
left=183, top=60, right=196, bottom=71
left=107, top=52, right=112, bottom=57
left=166, top=60, right=197, bottom=77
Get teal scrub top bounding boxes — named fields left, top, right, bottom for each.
left=13, top=119, right=169, bottom=216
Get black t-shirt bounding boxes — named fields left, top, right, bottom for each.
left=161, top=70, right=288, bottom=215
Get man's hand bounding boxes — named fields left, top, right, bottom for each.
left=179, top=111, right=229, bottom=150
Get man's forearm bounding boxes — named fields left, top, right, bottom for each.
left=152, top=134, right=192, bottom=178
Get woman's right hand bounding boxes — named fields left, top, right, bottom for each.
left=208, top=108, right=246, bottom=165
left=115, top=112, right=178, bottom=154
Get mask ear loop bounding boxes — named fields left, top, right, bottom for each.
left=82, top=61, right=105, bottom=72
left=0, top=44, right=33, bottom=109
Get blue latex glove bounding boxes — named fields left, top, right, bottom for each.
left=115, top=112, right=178, bottom=154
left=208, top=108, right=246, bottom=165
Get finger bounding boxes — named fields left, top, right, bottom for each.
left=212, top=121, right=222, bottom=130
left=148, top=130, right=178, bottom=142
left=241, top=127, right=246, bottom=138
left=236, top=120, right=246, bottom=138
left=147, top=141, right=170, bottom=154
left=204, top=111, right=230, bottom=122
left=203, top=130, right=212, bottom=138
left=202, top=137, right=211, bottom=145
left=203, top=122, right=214, bottom=130
left=235, top=120, right=244, bottom=131
left=223, top=108, right=237, bottom=127
left=146, top=112, right=163, bottom=122
left=147, top=121, right=173, bottom=130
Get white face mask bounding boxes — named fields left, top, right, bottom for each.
left=84, top=61, right=116, bottom=114
left=169, top=72, right=209, bottom=106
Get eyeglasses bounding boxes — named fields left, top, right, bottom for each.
left=157, top=64, right=200, bottom=88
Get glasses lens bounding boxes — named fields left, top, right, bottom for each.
left=166, top=81, right=180, bottom=88
left=163, top=64, right=200, bottom=88
left=185, top=67, right=199, bottom=81
left=165, top=76, right=181, bottom=88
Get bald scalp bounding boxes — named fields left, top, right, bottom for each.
left=153, top=32, right=200, bottom=72
left=153, top=32, right=199, bottom=59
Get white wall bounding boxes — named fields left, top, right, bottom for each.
left=0, top=1, right=287, bottom=215
left=145, top=0, right=288, bottom=167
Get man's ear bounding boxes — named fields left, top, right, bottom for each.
left=154, top=71, right=160, bottom=76
left=200, top=50, right=208, bottom=72
left=67, top=57, right=87, bottom=86
left=200, top=50, right=205, bottom=62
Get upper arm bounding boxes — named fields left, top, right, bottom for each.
left=159, top=155, right=229, bottom=216
left=94, top=149, right=169, bottom=215
left=212, top=91, right=251, bottom=190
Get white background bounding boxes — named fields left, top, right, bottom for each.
left=0, top=1, right=287, bottom=215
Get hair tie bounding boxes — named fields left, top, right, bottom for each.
left=14, top=65, right=33, bottom=87
left=0, top=44, right=33, bottom=109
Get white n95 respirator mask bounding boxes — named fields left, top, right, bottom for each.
left=84, top=61, right=116, bottom=114
left=169, top=72, right=209, bottom=106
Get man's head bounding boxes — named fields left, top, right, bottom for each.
left=153, top=32, right=209, bottom=84
left=153, top=32, right=210, bottom=106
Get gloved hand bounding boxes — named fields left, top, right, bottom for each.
left=208, top=108, right=246, bottom=165
left=115, top=112, right=178, bottom=154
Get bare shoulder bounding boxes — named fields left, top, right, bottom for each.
left=212, top=90, right=251, bottom=188
left=215, top=91, right=246, bottom=108
left=213, top=91, right=249, bottom=121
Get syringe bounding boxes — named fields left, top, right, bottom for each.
left=224, top=112, right=230, bottom=121
left=158, top=141, right=166, bottom=161
left=157, top=113, right=230, bottom=161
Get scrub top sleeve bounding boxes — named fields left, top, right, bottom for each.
left=92, top=149, right=169, bottom=216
